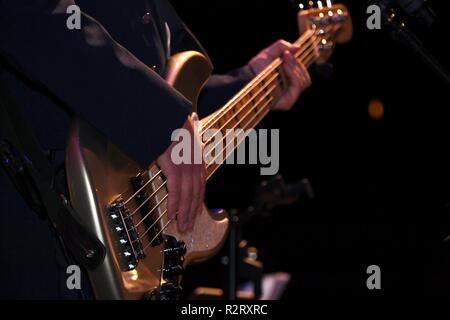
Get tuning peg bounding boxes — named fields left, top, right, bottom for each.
left=319, top=38, right=334, bottom=52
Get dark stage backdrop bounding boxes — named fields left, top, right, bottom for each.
left=171, top=0, right=450, bottom=299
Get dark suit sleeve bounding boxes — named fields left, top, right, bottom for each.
left=160, top=0, right=255, bottom=117
left=197, top=66, right=255, bottom=118
left=0, top=1, right=191, bottom=166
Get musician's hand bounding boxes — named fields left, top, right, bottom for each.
left=157, top=116, right=206, bottom=233
left=248, top=40, right=311, bottom=111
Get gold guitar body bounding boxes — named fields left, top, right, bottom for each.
left=65, top=51, right=229, bottom=300
left=64, top=2, right=353, bottom=300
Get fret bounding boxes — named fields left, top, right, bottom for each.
left=205, top=95, right=273, bottom=180
left=202, top=71, right=281, bottom=179
left=202, top=69, right=280, bottom=137
left=201, top=29, right=322, bottom=180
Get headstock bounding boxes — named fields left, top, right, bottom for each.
left=297, top=1, right=353, bottom=64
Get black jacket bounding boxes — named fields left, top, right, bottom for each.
left=0, top=0, right=253, bottom=299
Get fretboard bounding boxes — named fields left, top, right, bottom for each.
left=201, top=29, right=319, bottom=179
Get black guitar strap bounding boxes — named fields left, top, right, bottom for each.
left=0, top=82, right=105, bottom=271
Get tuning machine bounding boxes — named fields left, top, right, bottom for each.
left=318, top=37, right=334, bottom=52
left=290, top=0, right=322, bottom=11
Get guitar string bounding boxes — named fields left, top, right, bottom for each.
left=131, top=83, right=279, bottom=233
left=204, top=87, right=276, bottom=176
left=201, top=36, right=321, bottom=162
left=122, top=170, right=162, bottom=206
left=199, top=28, right=318, bottom=132
left=129, top=180, right=167, bottom=217
left=134, top=194, right=168, bottom=228
left=141, top=92, right=277, bottom=252
left=200, top=29, right=318, bottom=135
left=201, top=34, right=323, bottom=178
left=136, top=207, right=168, bottom=243
left=200, top=24, right=334, bottom=134
left=121, top=30, right=329, bottom=242
left=206, top=96, right=274, bottom=180
left=140, top=46, right=321, bottom=252
left=200, top=72, right=281, bottom=154
left=120, top=26, right=330, bottom=208
left=119, top=29, right=320, bottom=208
left=126, top=43, right=321, bottom=233
left=142, top=212, right=171, bottom=252
left=130, top=28, right=335, bottom=254
left=205, top=43, right=320, bottom=179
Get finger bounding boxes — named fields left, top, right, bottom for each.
left=284, top=51, right=303, bottom=89
left=187, top=164, right=202, bottom=231
left=266, top=40, right=300, bottom=59
left=157, top=152, right=180, bottom=221
left=285, top=54, right=310, bottom=91
left=188, top=141, right=206, bottom=230
left=165, top=167, right=180, bottom=221
left=284, top=50, right=299, bottom=70
left=177, top=165, right=193, bottom=233
left=297, top=62, right=312, bottom=87
left=284, top=49, right=308, bottom=76
left=276, top=53, right=303, bottom=110
left=291, top=63, right=306, bottom=86
left=195, top=164, right=207, bottom=220
left=295, top=67, right=311, bottom=94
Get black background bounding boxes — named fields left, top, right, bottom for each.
left=170, top=0, right=450, bottom=300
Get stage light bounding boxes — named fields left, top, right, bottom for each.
left=368, top=99, right=385, bottom=120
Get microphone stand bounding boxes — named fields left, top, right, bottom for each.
left=223, top=176, right=314, bottom=300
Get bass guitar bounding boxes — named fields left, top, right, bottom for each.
left=65, top=3, right=352, bottom=299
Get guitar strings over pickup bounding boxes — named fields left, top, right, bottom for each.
left=107, top=172, right=166, bottom=271
left=130, top=174, right=163, bottom=247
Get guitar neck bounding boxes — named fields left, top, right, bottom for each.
left=201, top=29, right=319, bottom=180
